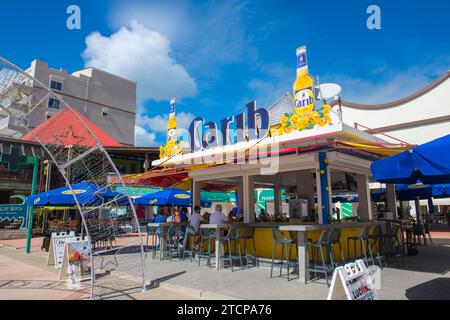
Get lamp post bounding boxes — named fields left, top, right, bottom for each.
left=26, top=156, right=40, bottom=254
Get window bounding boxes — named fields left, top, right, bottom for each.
left=50, top=80, right=63, bottom=91
left=48, top=98, right=60, bottom=109
left=101, top=108, right=109, bottom=117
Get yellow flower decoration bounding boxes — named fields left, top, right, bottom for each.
left=318, top=117, right=328, bottom=127
left=280, top=115, right=287, bottom=124
left=290, top=114, right=299, bottom=124
left=308, top=111, right=319, bottom=125
left=297, top=116, right=309, bottom=130
left=322, top=104, right=331, bottom=114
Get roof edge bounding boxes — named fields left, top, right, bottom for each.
left=333, top=71, right=450, bottom=110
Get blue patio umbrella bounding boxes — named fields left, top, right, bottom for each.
left=371, top=183, right=450, bottom=201
left=134, top=188, right=192, bottom=206
left=27, top=182, right=131, bottom=207
left=371, top=134, right=450, bottom=184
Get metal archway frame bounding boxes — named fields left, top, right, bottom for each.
left=0, top=56, right=146, bottom=299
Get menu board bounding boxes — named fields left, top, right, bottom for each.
left=59, top=237, right=92, bottom=284
left=46, top=231, right=76, bottom=269
left=327, top=259, right=379, bottom=300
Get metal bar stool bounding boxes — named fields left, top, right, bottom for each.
left=240, top=227, right=257, bottom=268
left=161, top=224, right=181, bottom=261
left=270, top=228, right=297, bottom=281
left=347, top=225, right=375, bottom=265
left=307, top=229, right=333, bottom=286
left=220, top=226, right=243, bottom=271
left=328, top=228, right=345, bottom=269
left=198, top=227, right=214, bottom=267
left=182, top=225, right=199, bottom=261
left=146, top=224, right=158, bottom=259
left=367, top=224, right=384, bottom=268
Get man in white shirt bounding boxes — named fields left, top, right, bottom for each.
left=189, top=205, right=204, bottom=232
left=210, top=204, right=229, bottom=224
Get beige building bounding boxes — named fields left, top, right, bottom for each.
left=0, top=59, right=136, bottom=146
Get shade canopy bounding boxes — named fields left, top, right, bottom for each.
left=134, top=188, right=192, bottom=206
left=27, top=182, right=128, bottom=207
left=371, top=134, right=450, bottom=184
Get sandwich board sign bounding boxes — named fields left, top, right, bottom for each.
left=46, top=231, right=76, bottom=269
left=327, top=259, right=379, bottom=300
left=58, top=237, right=92, bottom=284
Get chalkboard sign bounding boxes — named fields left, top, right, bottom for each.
left=327, top=260, right=379, bottom=300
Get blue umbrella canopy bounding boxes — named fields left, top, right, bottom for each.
left=134, top=188, right=192, bottom=206
left=371, top=183, right=450, bottom=201
left=371, top=134, right=450, bottom=184
left=27, top=182, right=129, bottom=207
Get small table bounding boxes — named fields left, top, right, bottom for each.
left=200, top=224, right=230, bottom=270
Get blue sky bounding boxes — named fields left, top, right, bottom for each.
left=1, top=0, right=449, bottom=146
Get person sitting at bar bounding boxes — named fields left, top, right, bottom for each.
left=166, top=207, right=174, bottom=223
left=258, top=208, right=268, bottom=222
left=203, top=211, right=211, bottom=223
left=180, top=207, right=189, bottom=223
left=190, top=205, right=204, bottom=232
left=210, top=204, right=229, bottom=224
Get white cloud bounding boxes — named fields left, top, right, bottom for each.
left=134, top=125, right=157, bottom=146
left=82, top=20, right=197, bottom=101
left=138, top=111, right=195, bottom=133
left=108, top=1, right=256, bottom=80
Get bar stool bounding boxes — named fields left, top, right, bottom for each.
left=424, top=222, right=433, bottom=245
left=381, top=223, right=404, bottom=265
left=367, top=224, right=384, bottom=268
left=145, top=224, right=158, bottom=259
left=182, top=225, right=199, bottom=261
left=198, top=227, right=214, bottom=267
left=306, top=229, right=333, bottom=286
left=220, top=226, right=243, bottom=271
left=328, top=228, right=345, bottom=269
left=240, top=227, right=257, bottom=268
left=347, top=225, right=375, bottom=265
left=270, top=228, right=297, bottom=281
left=161, top=224, right=180, bottom=261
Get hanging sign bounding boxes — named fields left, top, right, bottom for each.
left=59, top=237, right=92, bottom=284
left=46, top=231, right=76, bottom=269
left=327, top=259, right=379, bottom=300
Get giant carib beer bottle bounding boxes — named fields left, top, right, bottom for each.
left=166, top=97, right=178, bottom=148
left=293, top=45, right=315, bottom=116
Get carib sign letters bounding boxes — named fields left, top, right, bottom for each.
left=189, top=101, right=270, bottom=152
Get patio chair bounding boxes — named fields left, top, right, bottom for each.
left=328, top=228, right=345, bottom=269
left=347, top=225, right=375, bottom=266
left=219, top=226, right=243, bottom=271
left=161, top=224, right=181, bottom=261
left=367, top=225, right=385, bottom=268
left=182, top=225, right=200, bottom=261
left=146, top=224, right=158, bottom=259
left=270, top=228, right=298, bottom=281
left=240, top=227, right=257, bottom=268
left=306, top=229, right=333, bottom=287
left=198, top=227, right=214, bottom=267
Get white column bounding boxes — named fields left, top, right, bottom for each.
left=243, top=174, right=255, bottom=223
left=315, top=167, right=323, bottom=224
left=386, top=184, right=397, bottom=219
left=274, top=181, right=281, bottom=219
left=356, top=174, right=372, bottom=221
left=193, top=180, right=201, bottom=207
